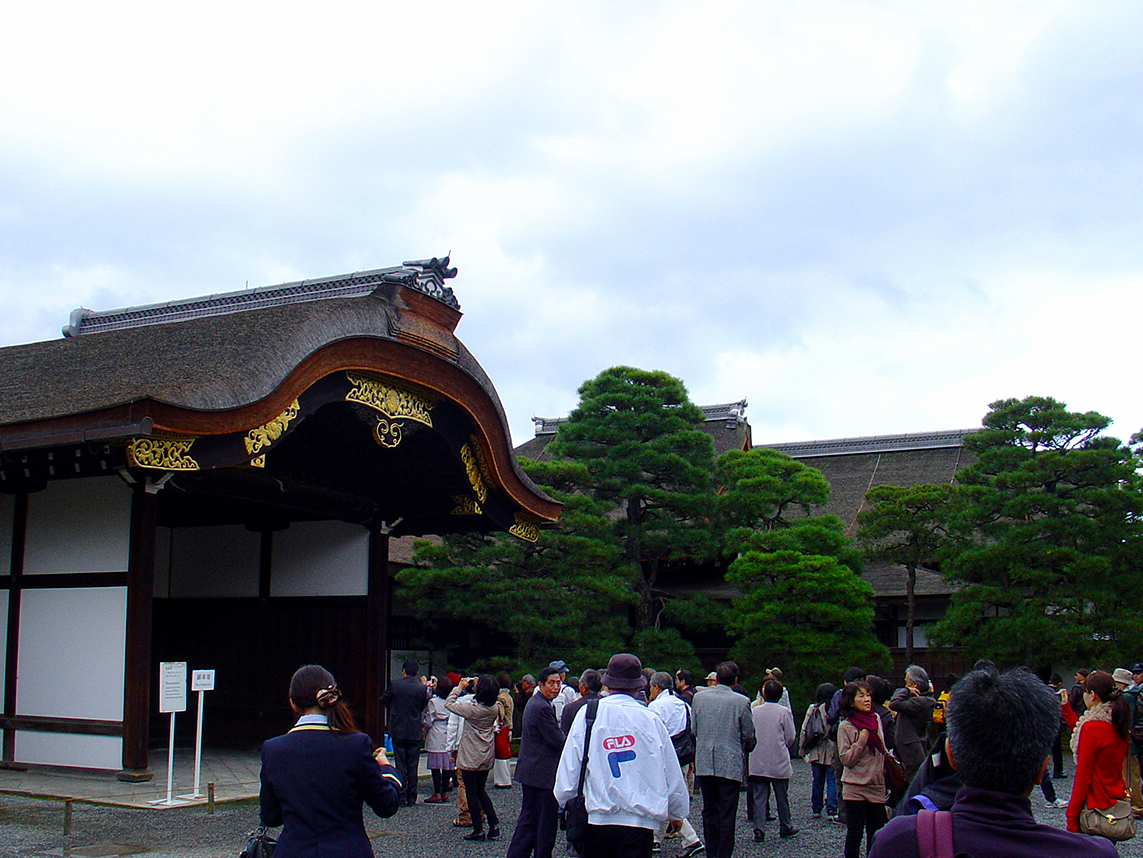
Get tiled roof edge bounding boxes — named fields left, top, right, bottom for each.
left=532, top=399, right=749, bottom=436
left=62, top=256, right=459, bottom=337
left=758, top=429, right=978, bottom=458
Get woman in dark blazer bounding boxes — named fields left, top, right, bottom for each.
left=260, top=664, right=403, bottom=858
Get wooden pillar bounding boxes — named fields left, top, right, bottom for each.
left=364, top=530, right=390, bottom=744
left=119, top=486, right=156, bottom=782
left=2, top=493, right=27, bottom=764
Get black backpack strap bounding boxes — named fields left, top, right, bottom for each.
left=576, top=698, right=600, bottom=798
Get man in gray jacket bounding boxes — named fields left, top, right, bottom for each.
left=691, top=661, right=756, bottom=858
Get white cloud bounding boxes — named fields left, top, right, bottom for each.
left=1, top=0, right=1141, bottom=453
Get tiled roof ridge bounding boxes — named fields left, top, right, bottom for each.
left=532, top=399, right=749, bottom=436
left=759, top=428, right=977, bottom=458
left=62, top=256, right=459, bottom=337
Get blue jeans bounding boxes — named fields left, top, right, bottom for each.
left=810, top=761, right=837, bottom=814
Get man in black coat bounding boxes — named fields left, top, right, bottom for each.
left=506, top=666, right=567, bottom=858
left=379, top=659, right=430, bottom=806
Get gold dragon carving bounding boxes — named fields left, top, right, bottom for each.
left=345, top=373, right=434, bottom=426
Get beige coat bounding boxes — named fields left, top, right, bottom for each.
left=445, top=687, right=504, bottom=771
left=799, top=703, right=836, bottom=766
left=837, top=718, right=887, bottom=803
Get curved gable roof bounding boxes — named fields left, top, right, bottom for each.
left=0, top=261, right=558, bottom=535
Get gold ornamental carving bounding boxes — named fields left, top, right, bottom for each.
left=460, top=443, right=488, bottom=505
left=245, top=399, right=300, bottom=456
left=509, top=515, right=540, bottom=543
left=469, top=435, right=492, bottom=483
left=451, top=495, right=482, bottom=515
left=345, top=373, right=434, bottom=427
left=373, top=418, right=404, bottom=449
left=127, top=437, right=199, bottom=471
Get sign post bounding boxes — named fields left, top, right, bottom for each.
left=150, top=662, right=189, bottom=806
left=179, top=669, right=215, bottom=801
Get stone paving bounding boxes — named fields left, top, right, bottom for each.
left=1, top=755, right=1140, bottom=857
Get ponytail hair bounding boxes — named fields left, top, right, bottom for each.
left=289, top=664, right=359, bottom=734
left=1085, top=670, right=1131, bottom=741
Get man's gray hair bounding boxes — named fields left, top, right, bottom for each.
left=946, top=667, right=1060, bottom=794
left=579, top=669, right=603, bottom=694
left=650, top=671, right=675, bottom=693
left=905, top=664, right=930, bottom=688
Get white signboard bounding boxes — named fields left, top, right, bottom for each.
left=192, top=669, right=215, bottom=692
left=159, top=662, right=187, bottom=713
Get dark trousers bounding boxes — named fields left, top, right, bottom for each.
left=506, top=784, right=559, bottom=858
left=749, top=776, right=793, bottom=835
left=810, top=761, right=837, bottom=815
left=461, top=768, right=499, bottom=833
left=1039, top=769, right=1057, bottom=803
left=1053, top=726, right=1065, bottom=777
left=392, top=739, right=420, bottom=804
left=843, top=799, right=886, bottom=858
left=583, top=824, right=653, bottom=858
left=698, top=776, right=740, bottom=858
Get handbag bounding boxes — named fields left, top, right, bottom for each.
left=494, top=721, right=512, bottom=759
left=559, top=698, right=599, bottom=848
left=671, top=704, right=695, bottom=766
left=239, top=826, right=277, bottom=858
left=883, top=751, right=908, bottom=791
left=1080, top=798, right=1137, bottom=842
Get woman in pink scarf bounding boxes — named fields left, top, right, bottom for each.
left=837, top=681, right=888, bottom=858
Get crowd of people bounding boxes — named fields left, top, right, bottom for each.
left=256, top=654, right=1143, bottom=858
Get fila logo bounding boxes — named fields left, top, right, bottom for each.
left=603, top=735, right=636, bottom=751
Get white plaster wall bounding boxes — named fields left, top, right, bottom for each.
left=24, top=478, right=131, bottom=574
left=154, top=526, right=172, bottom=599
left=272, top=521, right=369, bottom=597
left=14, top=732, right=122, bottom=771
left=169, top=526, right=260, bottom=598
left=16, top=587, right=126, bottom=721
left=0, top=493, right=13, bottom=573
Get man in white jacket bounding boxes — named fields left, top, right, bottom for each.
left=554, top=653, right=690, bottom=858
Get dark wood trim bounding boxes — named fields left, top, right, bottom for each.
left=2, top=492, right=26, bottom=762
left=0, top=571, right=128, bottom=590
left=120, top=487, right=155, bottom=780
left=364, top=531, right=389, bottom=743
left=259, top=530, right=272, bottom=601
left=0, top=714, right=123, bottom=736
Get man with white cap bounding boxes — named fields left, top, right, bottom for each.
left=554, top=653, right=689, bottom=858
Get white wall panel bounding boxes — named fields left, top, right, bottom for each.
left=16, top=587, right=126, bottom=720
left=15, top=732, right=122, bottom=770
left=24, top=478, right=131, bottom=574
left=0, top=493, right=13, bottom=574
left=273, top=521, right=369, bottom=597
left=169, top=526, right=260, bottom=598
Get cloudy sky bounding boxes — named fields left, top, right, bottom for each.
left=2, top=2, right=1140, bottom=448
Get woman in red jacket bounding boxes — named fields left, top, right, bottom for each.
left=1064, top=670, right=1131, bottom=834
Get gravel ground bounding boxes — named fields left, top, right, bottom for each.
left=1, top=758, right=1140, bottom=857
